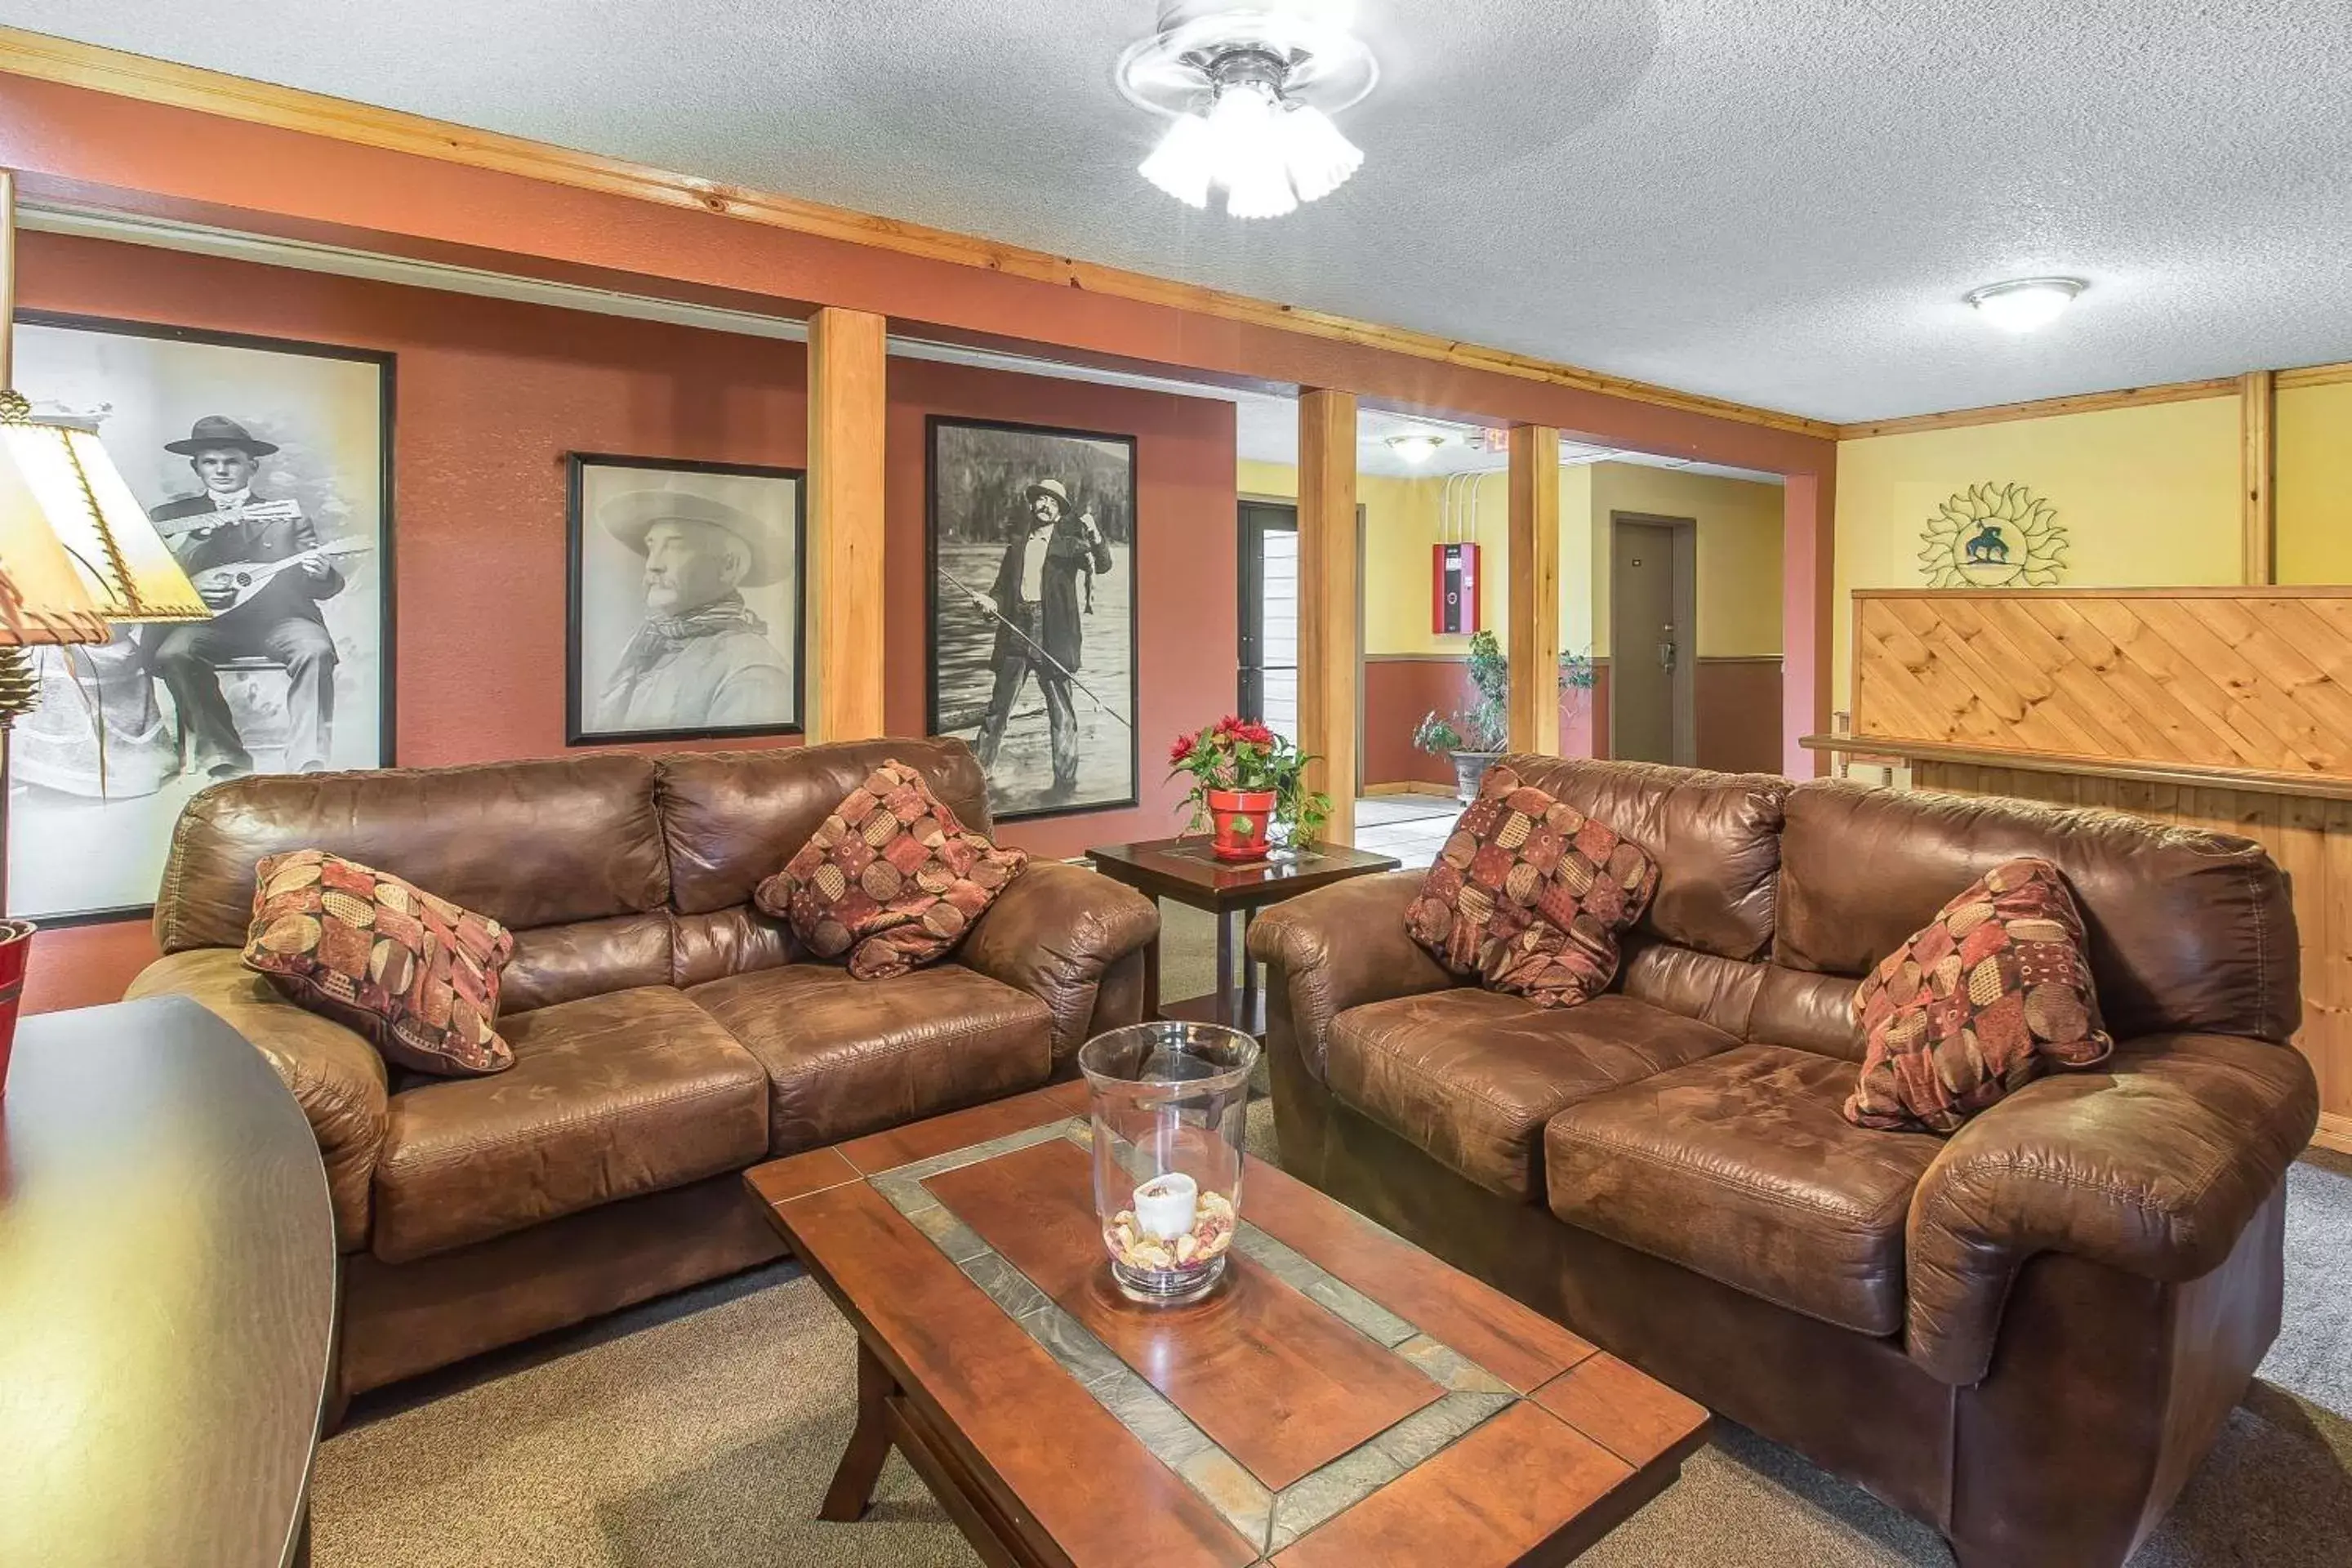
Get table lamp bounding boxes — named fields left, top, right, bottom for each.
left=0, top=167, right=211, bottom=1088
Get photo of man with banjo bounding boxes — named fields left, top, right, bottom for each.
left=928, top=418, right=1137, bottom=820
left=145, top=415, right=362, bottom=777
left=4, top=315, right=390, bottom=922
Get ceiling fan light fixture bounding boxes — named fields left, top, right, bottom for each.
left=1965, top=276, right=2086, bottom=333
left=1118, top=5, right=1377, bottom=219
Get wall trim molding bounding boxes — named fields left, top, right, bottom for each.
left=1835, top=377, right=2240, bottom=439
left=2316, top=1112, right=2352, bottom=1157
left=0, top=26, right=1840, bottom=442
left=1838, top=357, right=2352, bottom=440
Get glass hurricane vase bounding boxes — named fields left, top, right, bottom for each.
left=1076, top=1020, right=1259, bottom=1306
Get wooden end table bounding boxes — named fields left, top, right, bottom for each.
left=1086, top=837, right=1401, bottom=1034
left=746, top=1085, right=1708, bottom=1567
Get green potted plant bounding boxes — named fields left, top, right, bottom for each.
left=1411, top=635, right=1601, bottom=801
left=1169, top=716, right=1332, bottom=861
left=1412, top=629, right=1511, bottom=801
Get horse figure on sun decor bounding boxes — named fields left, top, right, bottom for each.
left=1918, top=481, right=2068, bottom=587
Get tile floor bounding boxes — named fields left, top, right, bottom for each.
left=1351, top=791, right=1463, bottom=868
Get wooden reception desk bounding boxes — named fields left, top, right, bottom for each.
left=1808, top=586, right=2352, bottom=1155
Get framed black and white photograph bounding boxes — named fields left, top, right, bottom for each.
left=8, top=314, right=394, bottom=924
left=566, top=453, right=804, bottom=745
left=927, top=416, right=1138, bottom=820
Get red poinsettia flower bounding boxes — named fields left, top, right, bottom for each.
left=1169, top=732, right=1196, bottom=765
left=1237, top=722, right=1276, bottom=746
left=1214, top=714, right=1242, bottom=737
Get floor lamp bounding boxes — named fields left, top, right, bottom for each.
left=0, top=168, right=211, bottom=1085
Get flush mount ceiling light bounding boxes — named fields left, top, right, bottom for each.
left=1120, top=2, right=1378, bottom=219
left=1385, top=432, right=1446, bottom=464
left=1965, top=277, right=2087, bottom=333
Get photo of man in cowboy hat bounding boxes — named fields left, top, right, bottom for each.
left=972, top=474, right=1115, bottom=798
left=588, top=485, right=797, bottom=735
left=146, top=414, right=349, bottom=778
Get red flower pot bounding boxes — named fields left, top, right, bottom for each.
left=1205, top=789, right=1278, bottom=862
left=0, top=919, right=33, bottom=1094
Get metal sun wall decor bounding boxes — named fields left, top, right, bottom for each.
left=1918, top=481, right=2069, bottom=587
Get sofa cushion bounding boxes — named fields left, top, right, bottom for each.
left=688, top=962, right=1053, bottom=1152
left=244, top=849, right=516, bottom=1077
left=371, top=986, right=768, bottom=1263
left=1847, top=858, right=2114, bottom=1134
left=1497, top=755, right=1790, bottom=960
left=1545, top=1044, right=1943, bottom=1336
left=1327, top=990, right=1737, bottom=1202
left=756, top=760, right=1027, bottom=980
left=1405, top=764, right=1659, bottom=1008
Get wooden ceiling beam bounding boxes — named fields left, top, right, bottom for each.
left=0, top=26, right=1840, bottom=444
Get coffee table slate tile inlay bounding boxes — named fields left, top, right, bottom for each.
left=748, top=1085, right=1707, bottom=1567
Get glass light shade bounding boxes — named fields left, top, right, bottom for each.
left=1966, top=278, right=2084, bottom=333
left=0, top=395, right=209, bottom=639
left=1387, top=433, right=1444, bottom=464
left=1139, top=111, right=1217, bottom=208
left=1080, top=1020, right=1258, bottom=1306
left=1277, top=104, right=1364, bottom=203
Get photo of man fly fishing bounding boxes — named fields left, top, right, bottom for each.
left=927, top=417, right=1138, bottom=821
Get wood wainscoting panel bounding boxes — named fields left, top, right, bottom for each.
left=1854, top=589, right=2352, bottom=778
left=1912, top=760, right=2351, bottom=1149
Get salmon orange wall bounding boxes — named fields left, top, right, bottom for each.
left=20, top=231, right=1236, bottom=1011
left=1832, top=395, right=2245, bottom=706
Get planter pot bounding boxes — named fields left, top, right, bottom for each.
left=1450, top=751, right=1502, bottom=804
left=1205, top=788, right=1279, bottom=862
left=0, top=919, right=33, bottom=1095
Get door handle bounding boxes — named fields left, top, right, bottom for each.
left=1659, top=639, right=1677, bottom=673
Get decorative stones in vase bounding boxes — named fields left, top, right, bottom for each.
left=1078, top=1020, right=1258, bottom=1305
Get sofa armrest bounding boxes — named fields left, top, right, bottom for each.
left=1245, top=871, right=1455, bottom=1083
left=962, top=860, right=1160, bottom=1062
left=127, top=947, right=390, bottom=1251
left=1904, top=1032, right=2317, bottom=1386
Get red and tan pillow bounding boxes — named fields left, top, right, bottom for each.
left=1844, top=856, right=2114, bottom=1134
left=756, top=760, right=1028, bottom=980
left=1405, top=764, right=1659, bottom=1009
left=243, top=849, right=516, bottom=1077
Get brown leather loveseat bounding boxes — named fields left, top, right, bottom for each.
left=1250, top=756, right=2318, bottom=1568
left=128, top=737, right=1156, bottom=1400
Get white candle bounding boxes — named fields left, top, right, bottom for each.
left=1134, top=1172, right=1199, bottom=1241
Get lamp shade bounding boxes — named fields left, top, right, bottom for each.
left=0, top=390, right=209, bottom=644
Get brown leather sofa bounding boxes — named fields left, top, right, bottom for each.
left=127, top=737, right=1156, bottom=1401
left=1250, top=756, right=2318, bottom=1568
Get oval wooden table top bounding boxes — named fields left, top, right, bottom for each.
left=0, top=995, right=336, bottom=1568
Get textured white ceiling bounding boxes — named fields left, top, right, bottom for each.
left=12, top=1, right=2350, bottom=423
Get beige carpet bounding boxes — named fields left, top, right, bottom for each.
left=314, top=911, right=2352, bottom=1566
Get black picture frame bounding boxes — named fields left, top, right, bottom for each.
left=564, top=452, right=808, bottom=746
left=9, top=310, right=396, bottom=928
left=925, top=414, right=1141, bottom=822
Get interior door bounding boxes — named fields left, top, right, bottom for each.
left=1237, top=501, right=1299, bottom=741
left=1610, top=515, right=1695, bottom=764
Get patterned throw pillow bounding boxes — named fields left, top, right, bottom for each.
left=1844, top=857, right=2114, bottom=1134
left=1404, top=764, right=1659, bottom=1008
left=243, top=849, right=516, bottom=1077
left=756, top=760, right=1028, bottom=980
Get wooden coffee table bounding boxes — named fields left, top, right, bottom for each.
left=1087, top=837, right=1402, bottom=1033
left=746, top=1085, right=1707, bottom=1567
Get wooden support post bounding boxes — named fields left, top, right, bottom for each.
left=1297, top=390, right=1360, bottom=847
left=2242, top=370, right=2275, bottom=586
left=807, top=306, right=889, bottom=740
left=1507, top=425, right=1561, bottom=755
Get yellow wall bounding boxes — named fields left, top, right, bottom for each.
left=1239, top=457, right=1782, bottom=661
left=1588, top=464, right=1784, bottom=658
left=2278, top=380, right=2352, bottom=585
left=1831, top=395, right=2244, bottom=703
